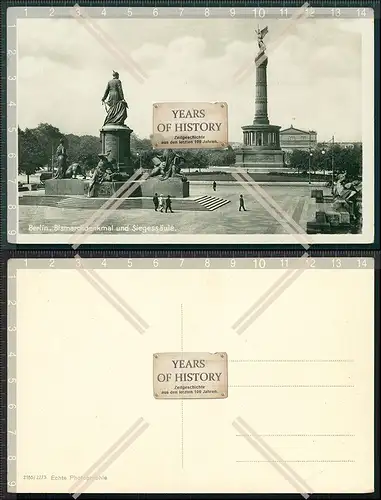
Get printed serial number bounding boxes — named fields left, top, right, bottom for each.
left=23, top=475, right=47, bottom=480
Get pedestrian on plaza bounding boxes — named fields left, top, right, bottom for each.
left=158, top=194, right=164, bottom=212
left=212, top=181, right=217, bottom=191
left=165, top=195, right=174, bottom=213
left=239, top=194, right=246, bottom=211
left=153, top=192, right=159, bottom=211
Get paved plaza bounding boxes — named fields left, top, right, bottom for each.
left=19, top=183, right=322, bottom=235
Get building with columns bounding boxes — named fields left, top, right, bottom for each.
left=280, top=126, right=318, bottom=152
left=235, top=26, right=285, bottom=172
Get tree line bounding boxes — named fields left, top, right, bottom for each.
left=18, top=123, right=362, bottom=180
left=286, top=144, right=362, bottom=179
left=18, top=123, right=236, bottom=178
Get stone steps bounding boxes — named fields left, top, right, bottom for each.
left=19, top=195, right=211, bottom=212
left=193, top=195, right=231, bottom=211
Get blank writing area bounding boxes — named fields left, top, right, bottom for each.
left=13, top=263, right=374, bottom=493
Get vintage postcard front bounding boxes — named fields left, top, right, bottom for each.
left=9, top=7, right=374, bottom=244
left=153, top=352, right=228, bottom=399
left=9, top=258, right=374, bottom=494
left=152, top=102, right=228, bottom=149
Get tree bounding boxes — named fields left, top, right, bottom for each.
left=33, top=123, right=63, bottom=167
left=289, top=144, right=362, bottom=178
left=289, top=149, right=310, bottom=174
left=68, top=134, right=101, bottom=168
left=134, top=149, right=157, bottom=169
left=224, top=145, right=236, bottom=165
left=130, top=132, right=154, bottom=169
left=18, top=127, right=46, bottom=182
left=180, top=149, right=209, bottom=169
left=130, top=132, right=153, bottom=154
left=65, top=133, right=81, bottom=164
left=331, top=144, right=362, bottom=178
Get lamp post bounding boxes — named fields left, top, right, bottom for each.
left=320, top=136, right=335, bottom=192
left=51, top=142, right=55, bottom=174
left=136, top=152, right=142, bottom=170
left=321, top=147, right=326, bottom=178
left=321, top=137, right=335, bottom=188
left=308, top=151, right=313, bottom=185
left=308, top=132, right=312, bottom=185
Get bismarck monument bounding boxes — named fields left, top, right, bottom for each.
left=45, top=70, right=189, bottom=199
left=235, top=26, right=285, bottom=172
left=100, top=70, right=133, bottom=175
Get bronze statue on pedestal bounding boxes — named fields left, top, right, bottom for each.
left=255, top=25, right=268, bottom=54
left=54, top=138, right=68, bottom=179
left=101, top=71, right=128, bottom=126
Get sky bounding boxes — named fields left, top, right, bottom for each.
left=17, top=15, right=368, bottom=142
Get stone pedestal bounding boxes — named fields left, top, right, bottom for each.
left=235, top=124, right=285, bottom=170
left=44, top=177, right=189, bottom=199
left=141, top=177, right=189, bottom=198
left=100, top=124, right=134, bottom=175
left=94, top=178, right=189, bottom=198
left=45, top=179, right=88, bottom=196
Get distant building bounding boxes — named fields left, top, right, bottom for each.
left=335, top=142, right=362, bottom=149
left=229, top=142, right=244, bottom=149
left=280, top=125, right=317, bottom=152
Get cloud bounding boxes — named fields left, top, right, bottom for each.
left=17, top=17, right=367, bottom=142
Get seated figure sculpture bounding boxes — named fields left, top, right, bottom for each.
left=87, top=154, right=111, bottom=197
left=148, top=149, right=187, bottom=181
left=65, top=162, right=86, bottom=179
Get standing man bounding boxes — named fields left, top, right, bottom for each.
left=239, top=194, right=246, bottom=211
left=165, top=195, right=174, bottom=213
left=158, top=194, right=164, bottom=212
left=212, top=181, right=217, bottom=191
left=153, top=193, right=159, bottom=211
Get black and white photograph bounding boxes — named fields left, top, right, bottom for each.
left=9, top=6, right=374, bottom=244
